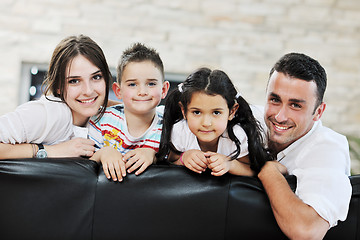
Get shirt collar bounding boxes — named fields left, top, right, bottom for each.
left=277, top=120, right=321, bottom=161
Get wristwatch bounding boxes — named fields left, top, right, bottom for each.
left=36, top=144, right=48, bottom=158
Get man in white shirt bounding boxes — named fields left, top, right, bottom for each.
left=257, top=53, right=352, bottom=239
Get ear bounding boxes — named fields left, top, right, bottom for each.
left=313, top=102, right=326, bottom=121
left=228, top=103, right=239, bottom=121
left=112, top=82, right=122, bottom=100
left=179, top=102, right=186, bottom=119
left=161, top=81, right=170, bottom=99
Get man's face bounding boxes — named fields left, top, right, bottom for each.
left=264, top=71, right=325, bottom=153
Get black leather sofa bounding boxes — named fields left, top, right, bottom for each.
left=0, top=157, right=358, bottom=240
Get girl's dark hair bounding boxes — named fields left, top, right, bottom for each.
left=42, top=34, right=112, bottom=122
left=156, top=67, right=273, bottom=173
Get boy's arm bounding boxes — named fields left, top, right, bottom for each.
left=91, top=146, right=126, bottom=182
left=258, top=161, right=329, bottom=240
left=123, top=148, right=156, bottom=175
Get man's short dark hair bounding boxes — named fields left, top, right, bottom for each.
left=269, top=53, right=327, bottom=108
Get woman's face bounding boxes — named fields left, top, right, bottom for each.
left=63, top=55, right=106, bottom=126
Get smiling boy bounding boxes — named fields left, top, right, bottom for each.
left=89, top=43, right=169, bottom=181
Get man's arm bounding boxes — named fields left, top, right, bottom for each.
left=258, top=161, right=329, bottom=240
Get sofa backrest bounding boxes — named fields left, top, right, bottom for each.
left=0, top=158, right=358, bottom=240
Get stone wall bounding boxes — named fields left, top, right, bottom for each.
left=0, top=0, right=359, bottom=137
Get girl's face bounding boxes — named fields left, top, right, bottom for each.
left=63, top=55, right=106, bottom=126
left=181, top=92, right=238, bottom=151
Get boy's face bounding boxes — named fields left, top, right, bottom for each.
left=113, top=61, right=169, bottom=116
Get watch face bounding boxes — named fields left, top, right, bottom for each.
left=36, top=149, right=47, bottom=158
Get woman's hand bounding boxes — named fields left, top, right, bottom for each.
left=46, top=138, right=95, bottom=157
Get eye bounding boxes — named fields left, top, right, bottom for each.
left=291, top=103, right=302, bottom=109
left=93, top=74, right=103, bottom=81
left=192, top=110, right=201, bottom=115
left=213, top=111, right=221, bottom=116
left=68, top=78, right=79, bottom=84
left=269, top=97, right=280, bottom=104
left=148, top=81, right=157, bottom=87
left=128, top=82, right=136, bottom=87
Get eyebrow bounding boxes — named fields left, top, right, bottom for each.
left=66, top=70, right=102, bottom=79
left=269, top=92, right=306, bottom=104
left=124, top=78, right=159, bottom=82
left=188, top=107, right=225, bottom=111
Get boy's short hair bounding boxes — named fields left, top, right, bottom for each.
left=117, top=43, right=164, bottom=83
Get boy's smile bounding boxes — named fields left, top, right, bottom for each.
left=113, top=61, right=169, bottom=117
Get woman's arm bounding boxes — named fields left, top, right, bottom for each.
left=0, top=138, right=96, bottom=160
left=0, top=143, right=34, bottom=159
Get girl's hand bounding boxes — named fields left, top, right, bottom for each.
left=181, top=149, right=207, bottom=174
left=90, top=146, right=126, bottom=182
left=123, top=148, right=156, bottom=176
left=46, top=138, right=95, bottom=157
left=205, top=152, right=231, bottom=176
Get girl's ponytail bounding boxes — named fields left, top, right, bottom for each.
left=156, top=88, right=183, bottom=161
left=229, top=95, right=273, bottom=173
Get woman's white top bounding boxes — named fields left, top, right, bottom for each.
left=0, top=95, right=88, bottom=145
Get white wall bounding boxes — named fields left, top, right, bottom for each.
left=0, top=0, right=359, bottom=137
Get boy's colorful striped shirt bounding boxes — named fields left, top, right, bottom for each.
left=88, top=104, right=163, bottom=154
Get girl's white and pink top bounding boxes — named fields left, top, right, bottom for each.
left=171, top=119, right=249, bottom=158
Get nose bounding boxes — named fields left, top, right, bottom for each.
left=201, top=114, right=212, bottom=127
left=274, top=106, right=288, bottom=123
left=138, top=85, right=148, bottom=96
left=83, top=80, right=94, bottom=96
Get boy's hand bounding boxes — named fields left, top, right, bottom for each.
left=182, top=149, right=207, bottom=174
left=123, top=148, right=156, bottom=175
left=90, top=146, right=126, bottom=182
left=205, top=152, right=231, bottom=176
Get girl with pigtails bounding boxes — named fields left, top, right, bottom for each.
left=156, top=67, right=273, bottom=176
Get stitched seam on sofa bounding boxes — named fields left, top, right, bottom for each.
left=223, top=175, right=232, bottom=240
left=90, top=168, right=100, bottom=240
